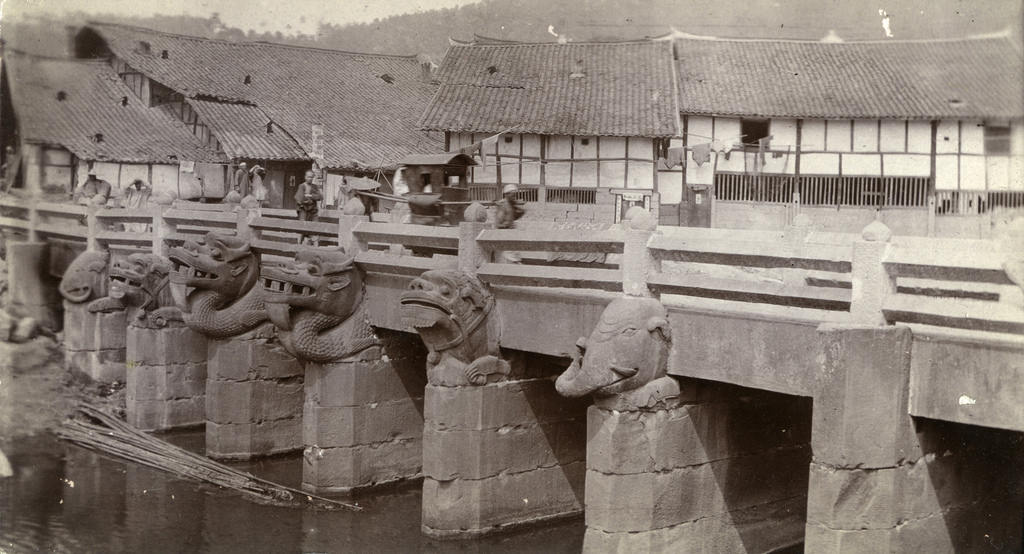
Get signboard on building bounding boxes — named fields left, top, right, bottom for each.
left=311, top=124, right=325, bottom=164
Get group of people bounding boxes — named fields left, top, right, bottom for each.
left=72, top=168, right=151, bottom=210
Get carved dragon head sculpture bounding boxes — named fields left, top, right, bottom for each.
left=87, top=253, right=182, bottom=328
left=260, top=247, right=378, bottom=362
left=399, top=269, right=508, bottom=385
left=59, top=251, right=110, bottom=303
left=555, top=296, right=678, bottom=409
left=168, top=232, right=259, bottom=311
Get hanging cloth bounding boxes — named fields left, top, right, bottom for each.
left=665, top=146, right=685, bottom=169
left=691, top=142, right=711, bottom=167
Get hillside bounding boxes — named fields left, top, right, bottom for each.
left=2, top=0, right=1020, bottom=62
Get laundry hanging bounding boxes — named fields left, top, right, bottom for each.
left=691, top=142, right=712, bottom=166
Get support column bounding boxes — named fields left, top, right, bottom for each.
left=63, top=301, right=126, bottom=382
left=204, top=325, right=304, bottom=460
left=7, top=241, right=61, bottom=329
left=421, top=375, right=589, bottom=538
left=125, top=322, right=207, bottom=431
left=302, top=338, right=425, bottom=494
left=582, top=379, right=811, bottom=553
left=806, top=325, right=1024, bottom=552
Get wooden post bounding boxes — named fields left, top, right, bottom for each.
left=337, top=214, right=368, bottom=255
left=849, top=220, right=896, bottom=325
left=927, top=194, right=936, bottom=237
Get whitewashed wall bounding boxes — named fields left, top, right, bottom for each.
left=681, top=115, right=1023, bottom=191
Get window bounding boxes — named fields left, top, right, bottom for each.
left=741, top=119, right=771, bottom=146
left=985, top=125, right=1010, bottom=155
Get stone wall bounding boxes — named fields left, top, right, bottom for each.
left=63, top=301, right=126, bottom=383
left=421, top=352, right=590, bottom=538
left=583, top=377, right=812, bottom=552
left=125, top=322, right=207, bottom=431
left=301, top=330, right=427, bottom=494
left=204, top=325, right=305, bottom=460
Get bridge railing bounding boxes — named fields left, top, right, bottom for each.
left=473, top=228, right=624, bottom=291
left=349, top=220, right=461, bottom=276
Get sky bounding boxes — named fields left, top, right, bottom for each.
left=1, top=0, right=483, bottom=34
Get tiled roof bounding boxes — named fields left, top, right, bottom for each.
left=188, top=100, right=307, bottom=161
left=673, top=34, right=1024, bottom=120
left=420, top=41, right=680, bottom=137
left=3, top=51, right=225, bottom=163
left=85, top=22, right=442, bottom=169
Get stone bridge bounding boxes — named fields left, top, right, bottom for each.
left=2, top=193, right=1022, bottom=552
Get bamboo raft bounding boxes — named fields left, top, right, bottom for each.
left=56, top=401, right=361, bottom=512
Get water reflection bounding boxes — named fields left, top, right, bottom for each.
left=1, top=432, right=584, bottom=553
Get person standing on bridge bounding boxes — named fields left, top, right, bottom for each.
left=295, top=170, right=322, bottom=245
left=495, top=183, right=525, bottom=263
left=73, top=167, right=112, bottom=206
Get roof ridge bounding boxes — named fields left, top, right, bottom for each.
left=663, top=28, right=1020, bottom=45
left=85, top=21, right=424, bottom=60
left=448, top=38, right=665, bottom=48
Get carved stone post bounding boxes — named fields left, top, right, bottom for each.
left=337, top=214, right=368, bottom=256
left=458, top=219, right=488, bottom=273
left=621, top=207, right=657, bottom=297
left=403, top=269, right=588, bottom=537
left=260, top=247, right=423, bottom=493
left=150, top=196, right=176, bottom=258
left=85, top=204, right=99, bottom=252
left=849, top=220, right=896, bottom=325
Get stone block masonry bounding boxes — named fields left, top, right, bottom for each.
left=301, top=330, right=427, bottom=495
left=205, top=326, right=305, bottom=460
left=63, top=301, right=126, bottom=383
left=582, top=378, right=812, bottom=553
left=421, top=376, right=591, bottom=538
left=7, top=241, right=62, bottom=330
left=125, top=323, right=207, bottom=431
left=807, top=325, right=1024, bottom=552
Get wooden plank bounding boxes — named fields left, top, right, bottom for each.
left=475, top=229, right=624, bottom=253
left=648, top=271, right=852, bottom=311
left=249, top=216, right=337, bottom=236
left=884, top=295, right=1024, bottom=335
left=0, top=197, right=28, bottom=209
left=353, top=222, right=460, bottom=249
left=647, top=234, right=852, bottom=273
left=354, top=250, right=457, bottom=276
left=476, top=262, right=622, bottom=291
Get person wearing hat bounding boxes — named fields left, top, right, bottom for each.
left=73, top=167, right=112, bottom=206
left=232, top=162, right=250, bottom=196
left=495, top=183, right=525, bottom=263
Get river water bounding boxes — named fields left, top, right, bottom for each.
left=1, top=431, right=584, bottom=553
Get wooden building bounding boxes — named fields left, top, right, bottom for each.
left=70, top=22, right=442, bottom=209
left=0, top=50, right=225, bottom=199
left=419, top=39, right=680, bottom=224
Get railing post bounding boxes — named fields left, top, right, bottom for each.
left=621, top=207, right=657, bottom=297
left=338, top=214, right=368, bottom=255
left=927, top=194, right=936, bottom=237
left=26, top=196, right=39, bottom=243
left=458, top=222, right=489, bottom=274
left=151, top=196, right=175, bottom=257
left=85, top=204, right=99, bottom=252
left=849, top=220, right=896, bottom=325
left=235, top=197, right=260, bottom=242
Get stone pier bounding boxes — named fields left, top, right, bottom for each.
left=301, top=331, right=426, bottom=494
left=806, top=325, right=1024, bottom=552
left=63, top=301, right=126, bottom=382
left=204, top=326, right=304, bottom=460
left=583, top=378, right=811, bottom=553
left=421, top=365, right=589, bottom=538
left=7, top=241, right=61, bottom=330
left=125, top=322, right=207, bottom=431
